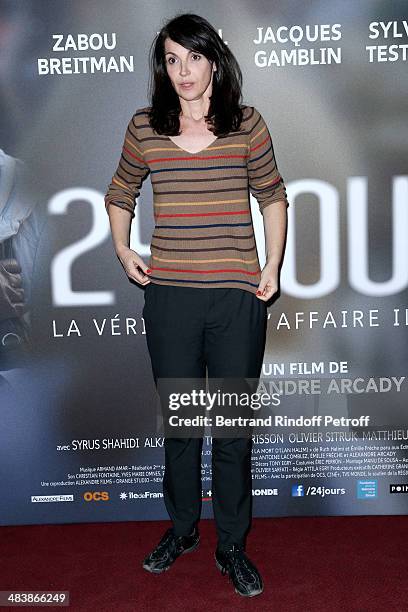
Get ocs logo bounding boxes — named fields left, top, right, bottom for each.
left=83, top=491, right=110, bottom=502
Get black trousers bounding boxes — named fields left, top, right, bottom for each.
left=142, top=283, right=267, bottom=550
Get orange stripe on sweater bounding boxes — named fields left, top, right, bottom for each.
left=157, top=210, right=248, bottom=218
left=150, top=266, right=259, bottom=275
left=148, top=154, right=248, bottom=164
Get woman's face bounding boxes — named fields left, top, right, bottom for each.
left=164, top=37, right=215, bottom=103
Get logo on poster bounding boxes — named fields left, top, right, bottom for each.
left=83, top=491, right=109, bottom=502
left=357, top=480, right=377, bottom=499
left=389, top=484, right=408, bottom=494
left=31, top=495, right=74, bottom=503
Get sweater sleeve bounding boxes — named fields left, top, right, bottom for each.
left=247, top=107, right=289, bottom=214
left=104, top=113, right=150, bottom=219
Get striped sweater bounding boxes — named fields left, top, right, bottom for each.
left=104, top=105, right=289, bottom=295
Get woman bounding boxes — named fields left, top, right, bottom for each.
left=104, top=13, right=289, bottom=598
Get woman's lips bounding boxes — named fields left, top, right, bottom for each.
left=180, top=82, right=194, bottom=89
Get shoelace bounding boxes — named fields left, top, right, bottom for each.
left=151, top=529, right=178, bottom=559
left=152, top=529, right=192, bottom=559
left=220, top=548, right=258, bottom=584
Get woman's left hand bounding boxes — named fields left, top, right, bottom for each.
left=256, top=261, right=279, bottom=301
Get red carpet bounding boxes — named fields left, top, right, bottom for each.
left=1, top=516, right=407, bottom=611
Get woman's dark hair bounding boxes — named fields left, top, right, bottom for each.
left=147, top=13, right=244, bottom=137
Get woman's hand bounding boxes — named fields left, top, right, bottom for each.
left=256, top=261, right=279, bottom=301
left=116, top=246, right=151, bottom=286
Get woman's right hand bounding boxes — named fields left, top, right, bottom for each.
left=116, top=247, right=151, bottom=286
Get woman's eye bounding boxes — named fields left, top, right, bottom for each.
left=166, top=54, right=201, bottom=64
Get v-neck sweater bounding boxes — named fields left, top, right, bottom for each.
left=104, top=104, right=289, bottom=295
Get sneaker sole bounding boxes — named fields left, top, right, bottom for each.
left=142, top=536, right=200, bottom=574
left=214, top=555, right=264, bottom=597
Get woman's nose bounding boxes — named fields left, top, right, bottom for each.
left=179, top=62, right=190, bottom=76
